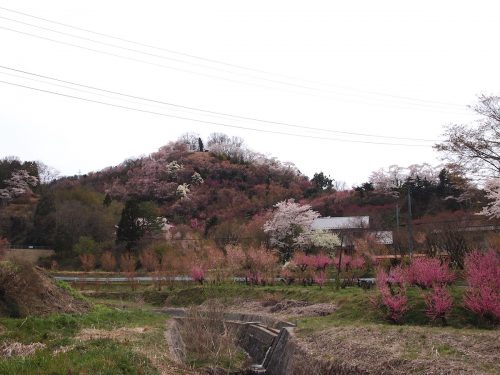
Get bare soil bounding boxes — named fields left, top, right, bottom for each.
left=228, top=298, right=337, bottom=320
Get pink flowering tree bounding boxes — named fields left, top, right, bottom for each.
left=376, top=266, right=409, bottom=323
left=425, top=285, right=453, bottom=324
left=406, top=257, right=455, bottom=289
left=313, top=271, right=327, bottom=288
left=291, top=251, right=314, bottom=285
left=190, top=265, right=205, bottom=284
left=311, top=253, right=333, bottom=271
left=263, top=199, right=320, bottom=261
left=246, top=246, right=279, bottom=285
left=225, top=244, right=246, bottom=278
left=463, top=250, right=500, bottom=321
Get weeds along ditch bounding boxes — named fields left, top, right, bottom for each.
left=175, top=303, right=251, bottom=373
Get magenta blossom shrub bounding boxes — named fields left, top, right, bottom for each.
left=376, top=267, right=409, bottom=323
left=190, top=265, right=205, bottom=284
left=425, top=285, right=453, bottom=323
left=333, top=254, right=351, bottom=271
left=311, top=253, right=332, bottom=270
left=350, top=256, right=366, bottom=270
left=387, top=265, right=406, bottom=285
left=293, top=252, right=313, bottom=271
left=313, top=271, right=327, bottom=288
left=463, top=250, right=500, bottom=320
left=406, top=257, right=455, bottom=288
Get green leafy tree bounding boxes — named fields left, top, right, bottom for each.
left=73, top=235, right=97, bottom=254
left=116, top=199, right=160, bottom=250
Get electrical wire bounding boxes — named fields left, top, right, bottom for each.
left=0, top=65, right=440, bottom=142
left=0, top=79, right=433, bottom=147
left=0, top=25, right=471, bottom=115
left=0, top=5, right=467, bottom=109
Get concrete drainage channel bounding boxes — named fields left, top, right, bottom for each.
left=164, top=308, right=297, bottom=375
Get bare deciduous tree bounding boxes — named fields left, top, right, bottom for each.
left=435, top=95, right=500, bottom=179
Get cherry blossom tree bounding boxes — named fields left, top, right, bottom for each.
left=263, top=199, right=320, bottom=261
left=481, top=178, right=500, bottom=219
left=0, top=169, right=38, bottom=203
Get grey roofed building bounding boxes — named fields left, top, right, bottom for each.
left=311, top=216, right=370, bottom=231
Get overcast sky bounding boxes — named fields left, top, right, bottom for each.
left=1, top=1, right=498, bottom=186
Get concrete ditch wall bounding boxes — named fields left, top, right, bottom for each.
left=164, top=307, right=303, bottom=374
left=263, top=327, right=296, bottom=375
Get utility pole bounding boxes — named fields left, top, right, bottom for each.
left=396, top=203, right=400, bottom=233
left=407, top=186, right=414, bottom=258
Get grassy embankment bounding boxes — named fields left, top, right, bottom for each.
left=2, top=280, right=497, bottom=374
left=0, top=298, right=176, bottom=375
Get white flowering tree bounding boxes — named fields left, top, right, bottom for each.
left=481, top=178, right=500, bottom=218
left=191, top=172, right=204, bottom=185
left=263, top=199, right=320, bottom=261
left=0, top=169, right=38, bottom=203
left=309, top=230, right=341, bottom=251
left=176, top=183, right=190, bottom=199
left=164, top=161, right=183, bottom=176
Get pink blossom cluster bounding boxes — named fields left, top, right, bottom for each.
left=376, top=267, right=408, bottom=323
left=425, top=285, right=453, bottom=322
left=406, top=257, right=455, bottom=288
left=463, top=250, right=500, bottom=319
left=333, top=255, right=366, bottom=271
left=190, top=265, right=205, bottom=284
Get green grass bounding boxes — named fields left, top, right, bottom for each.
left=0, top=304, right=167, bottom=375
left=0, top=339, right=158, bottom=375
left=0, top=305, right=164, bottom=348
left=72, top=281, right=496, bottom=332
left=82, top=281, right=495, bottom=330
left=82, top=282, right=480, bottom=325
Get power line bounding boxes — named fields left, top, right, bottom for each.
left=0, top=25, right=472, bottom=116
left=0, top=79, right=433, bottom=147
left=0, top=14, right=468, bottom=111
left=0, top=5, right=468, bottom=110
left=0, top=26, right=469, bottom=116
left=0, top=65, right=439, bottom=142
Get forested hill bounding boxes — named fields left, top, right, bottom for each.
left=0, top=134, right=313, bottom=254
left=0, top=133, right=489, bottom=258
left=71, top=136, right=311, bottom=221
